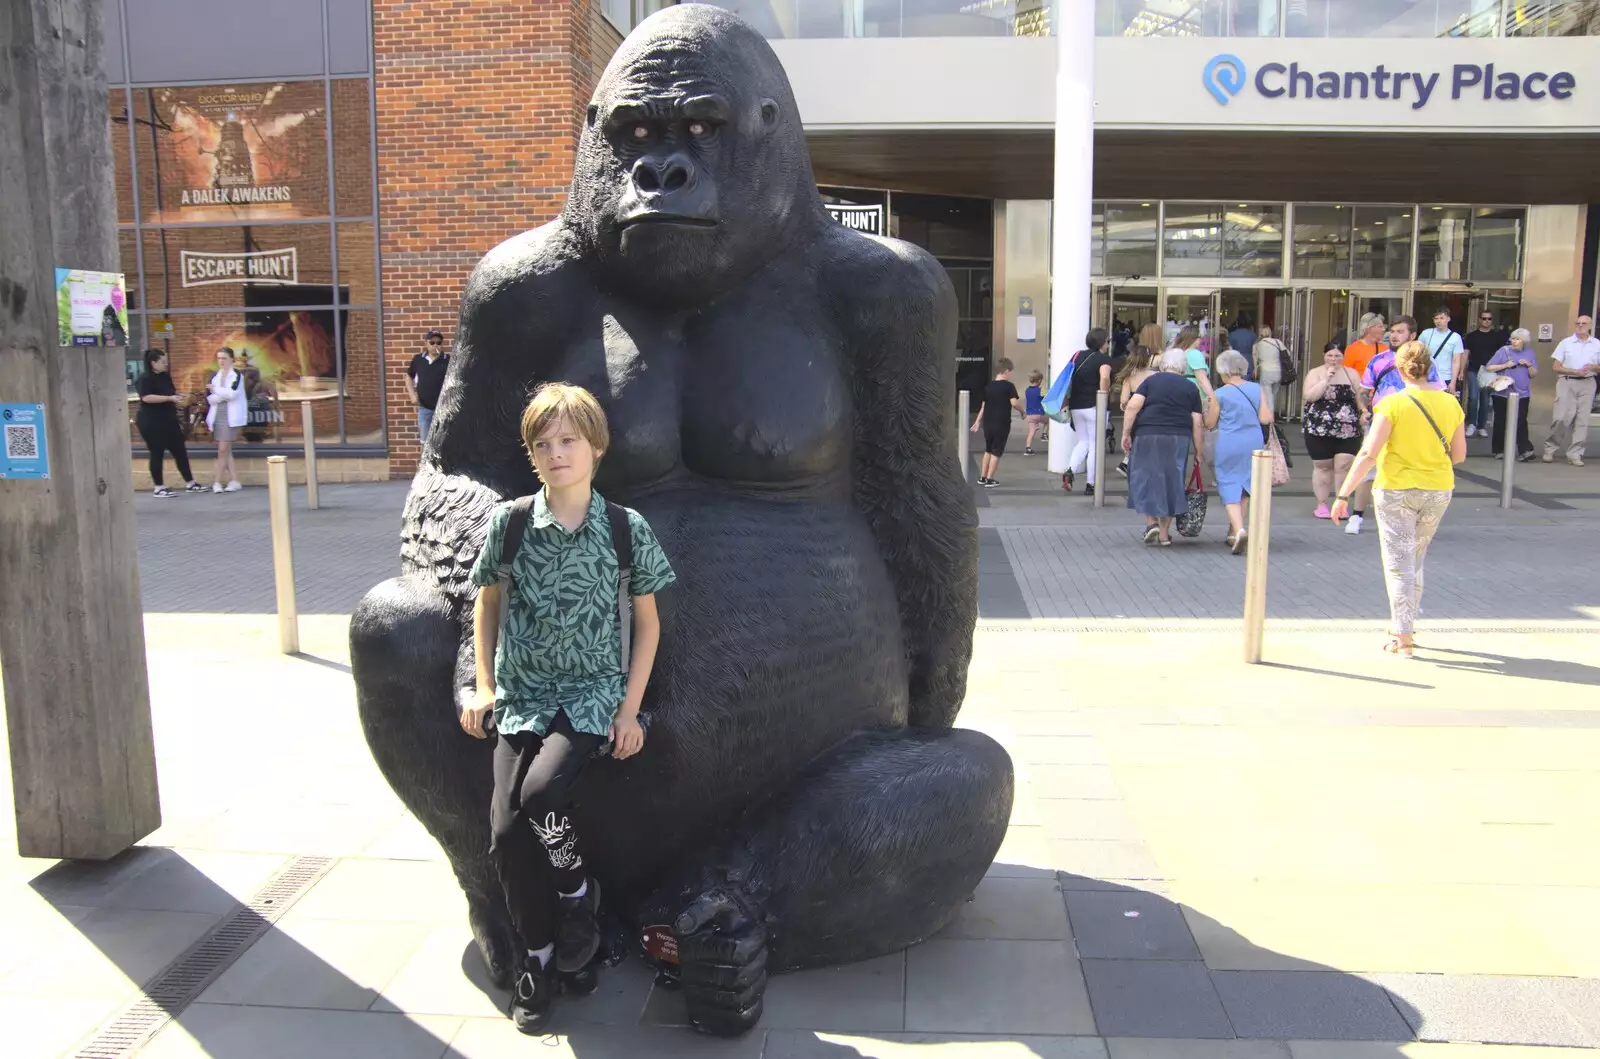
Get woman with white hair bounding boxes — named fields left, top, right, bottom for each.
left=1484, top=328, right=1539, bottom=462
left=1205, top=349, right=1274, bottom=553
left=1121, top=348, right=1205, bottom=546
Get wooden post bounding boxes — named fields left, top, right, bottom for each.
left=0, top=0, right=161, bottom=857
left=300, top=399, right=319, bottom=510
left=1499, top=391, right=1519, bottom=510
left=1242, top=450, right=1274, bottom=664
left=957, top=390, right=970, bottom=482
left=267, top=457, right=299, bottom=653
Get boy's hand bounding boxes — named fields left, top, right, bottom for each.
left=610, top=711, right=645, bottom=759
left=461, top=688, right=495, bottom=740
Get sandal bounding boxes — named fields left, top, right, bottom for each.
left=1382, top=637, right=1414, bottom=658
left=1143, top=526, right=1161, bottom=545
left=1230, top=530, right=1248, bottom=555
left=1157, top=536, right=1172, bottom=547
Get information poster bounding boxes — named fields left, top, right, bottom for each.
left=55, top=269, right=128, bottom=347
left=0, top=404, right=50, bottom=480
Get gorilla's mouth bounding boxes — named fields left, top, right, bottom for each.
left=618, top=213, right=718, bottom=231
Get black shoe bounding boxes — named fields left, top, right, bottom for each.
left=1116, top=461, right=1129, bottom=478
left=555, top=878, right=603, bottom=973
left=1518, top=451, right=1537, bottom=462
left=560, top=964, right=600, bottom=997
left=1082, top=482, right=1095, bottom=495
left=976, top=477, right=989, bottom=485
left=510, top=956, right=553, bottom=1034
left=1024, top=447, right=1035, bottom=455
left=983, top=478, right=999, bottom=488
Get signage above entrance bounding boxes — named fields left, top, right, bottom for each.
left=1205, top=53, right=1577, bottom=110
left=824, top=203, right=884, bottom=236
left=179, top=248, right=299, bottom=287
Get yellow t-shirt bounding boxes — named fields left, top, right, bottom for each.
left=1374, top=387, right=1464, bottom=492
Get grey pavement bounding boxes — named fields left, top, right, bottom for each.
left=5, top=455, right=1592, bottom=1057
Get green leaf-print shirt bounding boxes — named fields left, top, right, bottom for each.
left=469, top=490, right=676, bottom=737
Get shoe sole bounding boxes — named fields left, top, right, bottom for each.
left=555, top=879, right=603, bottom=973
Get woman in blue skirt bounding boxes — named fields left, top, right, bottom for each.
left=1204, top=350, right=1275, bottom=554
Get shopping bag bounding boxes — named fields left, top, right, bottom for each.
left=1267, top=428, right=1291, bottom=487
left=1175, top=463, right=1207, bottom=538
left=1041, top=353, right=1079, bottom=423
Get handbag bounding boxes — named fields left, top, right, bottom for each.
left=1175, top=462, right=1208, bottom=538
left=1041, top=352, right=1081, bottom=424
left=1244, top=387, right=1291, bottom=486
left=1476, top=364, right=1497, bottom=389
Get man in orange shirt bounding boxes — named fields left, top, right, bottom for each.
left=1343, top=312, right=1388, bottom=376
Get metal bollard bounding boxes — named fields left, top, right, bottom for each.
left=1242, top=449, right=1274, bottom=664
left=958, top=390, right=971, bottom=482
left=267, top=456, right=299, bottom=654
left=1093, top=389, right=1108, bottom=508
left=1499, top=391, right=1519, bottom=509
left=300, top=399, right=320, bottom=511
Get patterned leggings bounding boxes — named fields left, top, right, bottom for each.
left=1373, top=488, right=1452, bottom=637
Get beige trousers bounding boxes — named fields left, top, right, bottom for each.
left=1543, top=375, right=1596, bottom=462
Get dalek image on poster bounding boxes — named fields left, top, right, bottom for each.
left=209, top=116, right=255, bottom=188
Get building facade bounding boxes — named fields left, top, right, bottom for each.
left=107, top=0, right=1600, bottom=482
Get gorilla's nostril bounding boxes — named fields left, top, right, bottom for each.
left=661, top=163, right=689, bottom=193
left=633, top=164, right=661, bottom=193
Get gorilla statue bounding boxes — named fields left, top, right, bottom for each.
left=350, top=3, right=1012, bottom=1036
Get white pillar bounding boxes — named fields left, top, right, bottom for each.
left=1048, top=0, right=1094, bottom=475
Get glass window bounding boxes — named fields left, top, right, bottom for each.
left=119, top=230, right=142, bottom=313
left=1094, top=202, right=1157, bottom=277
left=901, top=0, right=1014, bottom=37
left=1469, top=207, right=1525, bottom=282
left=1287, top=0, right=1494, bottom=37
left=141, top=224, right=335, bottom=313
left=1292, top=205, right=1352, bottom=279
left=133, top=81, right=331, bottom=226
left=1162, top=204, right=1224, bottom=277
left=1350, top=206, right=1411, bottom=280
left=336, top=223, right=378, bottom=306
left=1506, top=0, right=1600, bottom=35
left=1098, top=0, right=1277, bottom=36
left=1223, top=203, right=1284, bottom=278
left=339, top=309, right=383, bottom=446
left=892, top=193, right=993, bottom=260
left=1417, top=206, right=1471, bottom=281
left=332, top=79, right=373, bottom=218
left=111, top=90, right=136, bottom=225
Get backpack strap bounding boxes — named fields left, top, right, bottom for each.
left=495, top=495, right=536, bottom=649
left=606, top=502, right=634, bottom=675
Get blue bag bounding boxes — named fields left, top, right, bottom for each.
left=1041, top=354, right=1078, bottom=423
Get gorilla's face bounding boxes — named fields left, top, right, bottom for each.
left=567, top=7, right=822, bottom=308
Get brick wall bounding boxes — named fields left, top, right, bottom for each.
left=373, top=0, right=623, bottom=476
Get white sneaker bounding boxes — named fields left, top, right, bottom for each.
left=1465, top=426, right=1476, bottom=438
left=1344, top=513, right=1363, bottom=536
left=1571, top=459, right=1587, bottom=468
left=225, top=480, right=242, bottom=492
left=212, top=482, right=223, bottom=494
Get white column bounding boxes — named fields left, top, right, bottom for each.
left=1048, top=0, right=1094, bottom=475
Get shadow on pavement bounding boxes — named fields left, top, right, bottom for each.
left=1420, top=645, right=1600, bottom=688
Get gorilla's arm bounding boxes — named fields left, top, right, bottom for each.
left=400, top=226, right=578, bottom=601
left=841, top=235, right=979, bottom=729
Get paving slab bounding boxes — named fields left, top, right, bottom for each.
left=1373, top=974, right=1596, bottom=1048
left=1107, top=1040, right=1292, bottom=1059
left=443, top=1017, right=766, bottom=1058
left=1065, top=889, right=1201, bottom=961
left=766, top=1031, right=1110, bottom=1058
left=1210, top=970, right=1415, bottom=1040
left=137, top=1004, right=459, bottom=1059
left=938, top=877, right=1072, bottom=941
left=905, top=939, right=1095, bottom=1035
left=1080, top=958, right=1233, bottom=1039
left=1289, top=1044, right=1600, bottom=1059
left=197, top=918, right=431, bottom=1011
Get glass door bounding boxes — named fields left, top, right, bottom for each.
left=1287, top=287, right=1350, bottom=420
left=1347, top=291, right=1408, bottom=347
left=1091, top=282, right=1115, bottom=331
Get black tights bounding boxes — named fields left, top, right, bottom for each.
left=1491, top=395, right=1532, bottom=457
left=488, top=711, right=603, bottom=951
left=137, top=420, right=193, bottom=487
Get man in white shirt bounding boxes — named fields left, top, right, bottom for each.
left=1419, top=307, right=1465, bottom=398
left=1543, top=315, right=1600, bottom=466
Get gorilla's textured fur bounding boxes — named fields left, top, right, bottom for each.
left=349, top=4, right=1012, bottom=1036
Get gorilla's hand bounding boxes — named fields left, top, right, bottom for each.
left=673, top=886, right=769, bottom=1037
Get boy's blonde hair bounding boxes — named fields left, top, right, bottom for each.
left=1028, top=369, right=1044, bottom=386
left=520, top=383, right=609, bottom=458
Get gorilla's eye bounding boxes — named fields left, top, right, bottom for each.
left=687, top=120, right=710, bottom=139
left=630, top=125, right=650, bottom=140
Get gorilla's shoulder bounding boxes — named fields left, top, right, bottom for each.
left=814, top=226, right=954, bottom=313
left=460, top=221, right=591, bottom=321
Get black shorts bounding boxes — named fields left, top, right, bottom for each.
left=983, top=421, right=1011, bottom=457
left=1305, top=432, right=1361, bottom=461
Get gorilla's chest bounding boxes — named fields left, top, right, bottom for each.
left=564, top=291, right=852, bottom=489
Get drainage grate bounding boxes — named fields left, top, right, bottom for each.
left=73, top=855, right=334, bottom=1059
left=978, top=619, right=1600, bottom=635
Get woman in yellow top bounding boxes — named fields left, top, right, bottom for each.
left=1331, top=340, right=1466, bottom=657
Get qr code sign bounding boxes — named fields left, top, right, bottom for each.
left=5, top=423, right=38, bottom=460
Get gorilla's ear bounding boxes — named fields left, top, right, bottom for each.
left=586, top=104, right=598, bottom=128
left=759, top=99, right=779, bottom=131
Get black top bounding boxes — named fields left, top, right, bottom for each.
left=1131, top=372, right=1202, bottom=436
left=1068, top=350, right=1112, bottom=410
left=134, top=371, right=179, bottom=427
left=981, top=379, right=1019, bottom=426
left=1463, top=328, right=1509, bottom=371
left=408, top=352, right=451, bottom=409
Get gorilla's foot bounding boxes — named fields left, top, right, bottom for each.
left=468, top=889, right=519, bottom=990
left=673, top=887, right=769, bottom=1037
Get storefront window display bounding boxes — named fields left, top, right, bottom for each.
left=114, top=76, right=379, bottom=452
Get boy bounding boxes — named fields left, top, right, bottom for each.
left=463, top=383, right=676, bottom=1033
left=970, top=358, right=1021, bottom=487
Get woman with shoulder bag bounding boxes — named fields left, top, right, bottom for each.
left=1483, top=328, right=1538, bottom=462
left=1331, top=341, right=1465, bottom=658
left=206, top=346, right=249, bottom=493
left=1204, top=350, right=1274, bottom=555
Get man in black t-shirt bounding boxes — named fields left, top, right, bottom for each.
left=970, top=358, right=1021, bottom=487
left=1462, top=311, right=1509, bottom=437
left=406, top=329, right=450, bottom=443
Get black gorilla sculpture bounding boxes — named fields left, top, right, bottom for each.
left=350, top=4, right=1012, bottom=1035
